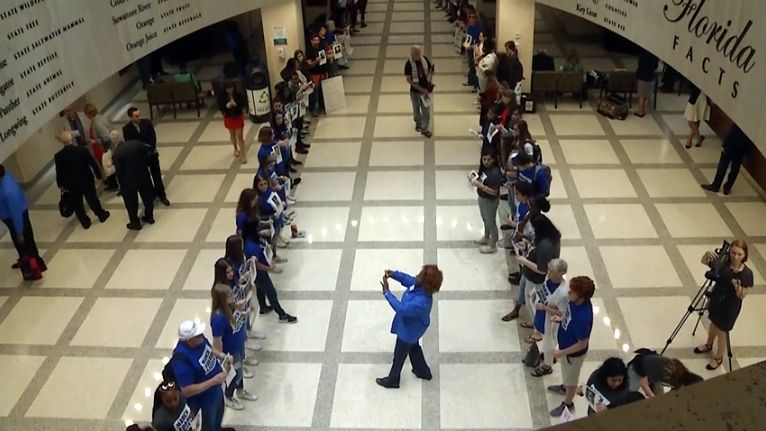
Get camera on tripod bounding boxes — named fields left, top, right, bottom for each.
left=705, top=240, right=731, bottom=282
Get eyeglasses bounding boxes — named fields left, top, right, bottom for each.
left=160, top=381, right=176, bottom=391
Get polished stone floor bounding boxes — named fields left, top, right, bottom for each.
left=1, top=1, right=765, bottom=430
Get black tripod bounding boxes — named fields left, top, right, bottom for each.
left=660, top=277, right=733, bottom=372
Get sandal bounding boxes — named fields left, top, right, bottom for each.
left=693, top=343, right=712, bottom=354
left=531, top=365, right=553, bottom=377
left=520, top=321, right=534, bottom=329
left=685, top=139, right=692, bottom=149
left=705, top=356, right=723, bottom=370
left=524, top=334, right=543, bottom=344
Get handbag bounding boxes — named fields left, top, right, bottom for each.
left=58, top=190, right=74, bottom=218
left=597, top=94, right=629, bottom=120
left=19, top=255, right=43, bottom=281
left=523, top=342, right=541, bottom=367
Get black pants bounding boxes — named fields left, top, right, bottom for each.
left=387, top=338, right=431, bottom=383
left=70, top=181, right=107, bottom=225
left=359, top=0, right=368, bottom=23
left=2, top=210, right=43, bottom=265
left=255, top=270, right=286, bottom=317
left=148, top=152, right=166, bottom=200
left=712, top=151, right=744, bottom=191
left=121, top=183, right=155, bottom=225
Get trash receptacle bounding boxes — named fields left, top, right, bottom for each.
left=246, top=65, right=271, bottom=123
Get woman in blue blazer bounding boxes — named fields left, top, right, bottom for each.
left=377, top=265, right=444, bottom=389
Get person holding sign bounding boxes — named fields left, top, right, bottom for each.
left=547, top=276, right=595, bottom=417
left=211, top=281, right=257, bottom=410
left=529, top=258, right=569, bottom=378
left=404, top=46, right=435, bottom=138
left=376, top=266, right=443, bottom=389
left=584, top=357, right=631, bottom=415
left=306, top=34, right=328, bottom=116
left=217, top=81, right=248, bottom=164
left=471, top=148, right=503, bottom=254
left=171, top=320, right=231, bottom=431
left=151, top=380, right=200, bottom=431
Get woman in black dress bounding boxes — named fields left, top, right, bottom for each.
left=694, top=240, right=754, bottom=370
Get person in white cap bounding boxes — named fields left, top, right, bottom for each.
left=171, top=320, right=234, bottom=431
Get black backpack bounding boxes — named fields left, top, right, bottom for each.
left=161, top=352, right=192, bottom=387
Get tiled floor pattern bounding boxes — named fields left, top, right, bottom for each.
left=1, top=0, right=766, bottom=430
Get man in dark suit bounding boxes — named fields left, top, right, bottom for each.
left=54, top=131, right=110, bottom=229
left=122, top=107, right=170, bottom=206
left=111, top=131, right=156, bottom=231
left=701, top=123, right=752, bottom=195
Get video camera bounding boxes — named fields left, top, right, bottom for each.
left=704, top=240, right=731, bottom=282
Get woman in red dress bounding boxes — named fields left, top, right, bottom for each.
left=218, top=81, right=248, bottom=164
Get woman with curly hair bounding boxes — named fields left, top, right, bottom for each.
left=376, top=265, right=444, bottom=389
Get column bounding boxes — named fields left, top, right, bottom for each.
left=496, top=0, right=535, bottom=92
left=260, top=0, right=305, bottom=91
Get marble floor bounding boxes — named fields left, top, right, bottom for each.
left=2, top=0, right=766, bottom=430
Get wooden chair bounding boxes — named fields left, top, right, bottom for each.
left=146, top=83, right=174, bottom=120
left=531, top=71, right=558, bottom=106
left=171, top=81, right=201, bottom=119
left=557, top=71, right=586, bottom=108
left=603, top=71, right=636, bottom=108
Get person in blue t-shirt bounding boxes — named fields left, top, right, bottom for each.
left=376, top=265, right=444, bottom=389
left=0, top=165, right=46, bottom=273
left=224, top=234, right=269, bottom=349
left=211, top=279, right=257, bottom=410
left=547, top=276, right=595, bottom=417
left=515, top=152, right=549, bottom=198
left=254, top=174, right=290, bottom=263
left=171, top=320, right=230, bottom=431
left=464, top=13, right=482, bottom=91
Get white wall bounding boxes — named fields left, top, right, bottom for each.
left=4, top=67, right=138, bottom=183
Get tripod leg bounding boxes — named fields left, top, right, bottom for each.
left=725, top=331, right=733, bottom=372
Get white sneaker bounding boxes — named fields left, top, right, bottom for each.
left=273, top=256, right=288, bottom=264
left=269, top=265, right=283, bottom=274
left=248, top=330, right=267, bottom=340
left=473, top=237, right=488, bottom=245
left=242, top=367, right=254, bottom=379
left=479, top=244, right=497, bottom=254
left=286, top=197, right=296, bottom=205
left=244, top=357, right=260, bottom=366
left=225, top=396, right=244, bottom=410
left=276, top=237, right=290, bottom=247
left=246, top=341, right=263, bottom=352
left=237, top=389, right=258, bottom=401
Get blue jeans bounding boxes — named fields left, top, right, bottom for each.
left=409, top=91, right=431, bottom=131
left=198, top=386, right=224, bottom=431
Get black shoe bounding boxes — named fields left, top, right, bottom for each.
left=375, top=377, right=400, bottom=389
left=701, top=184, right=719, bottom=193
left=127, top=223, right=142, bottom=231
left=289, top=167, right=298, bottom=174
left=299, top=143, right=311, bottom=148
left=141, top=216, right=155, bottom=225
left=508, top=273, right=521, bottom=285
left=80, top=218, right=92, bottom=229
left=259, top=306, right=273, bottom=315
left=338, top=65, right=350, bottom=70
left=11, top=261, right=20, bottom=269
left=98, top=211, right=110, bottom=223
left=292, top=177, right=302, bottom=186
left=361, top=22, right=367, bottom=28
left=104, top=185, right=118, bottom=192
left=290, top=159, right=303, bottom=166
left=296, top=147, right=309, bottom=155
left=723, top=186, right=732, bottom=195
left=279, top=314, right=298, bottom=324
left=159, top=197, right=170, bottom=206
left=412, top=370, right=432, bottom=381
